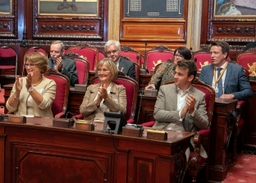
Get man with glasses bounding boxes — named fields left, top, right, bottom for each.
left=48, top=40, right=78, bottom=87
left=104, top=40, right=135, bottom=79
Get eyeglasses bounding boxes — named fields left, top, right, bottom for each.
left=174, top=54, right=184, bottom=58
left=24, top=63, right=36, bottom=67
left=97, top=68, right=110, bottom=73
left=106, top=50, right=118, bottom=55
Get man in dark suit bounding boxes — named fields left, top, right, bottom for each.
left=200, top=41, right=252, bottom=100
left=104, top=40, right=135, bottom=79
left=48, top=40, right=78, bottom=87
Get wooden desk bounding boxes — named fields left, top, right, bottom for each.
left=136, top=94, right=156, bottom=124
left=139, top=74, right=152, bottom=90
left=2, top=84, right=12, bottom=114
left=0, top=118, right=194, bottom=183
left=208, top=98, right=237, bottom=181
left=135, top=95, right=238, bottom=181
left=68, top=88, right=85, bottom=115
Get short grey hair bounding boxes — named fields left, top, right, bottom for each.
left=104, top=40, right=121, bottom=52
left=51, top=40, right=65, bottom=51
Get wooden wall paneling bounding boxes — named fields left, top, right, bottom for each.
left=200, top=0, right=211, bottom=45
left=31, top=0, right=107, bottom=41
left=120, top=41, right=184, bottom=56
left=0, top=0, right=18, bottom=38
left=119, top=0, right=188, bottom=55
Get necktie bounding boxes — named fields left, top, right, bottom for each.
left=216, top=68, right=223, bottom=98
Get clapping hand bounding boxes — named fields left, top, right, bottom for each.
left=26, top=73, right=33, bottom=90
left=15, top=76, right=23, bottom=92
left=98, top=84, right=108, bottom=100
left=185, top=94, right=196, bottom=114
left=55, top=56, right=63, bottom=71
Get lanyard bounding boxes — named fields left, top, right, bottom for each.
left=213, top=62, right=228, bottom=88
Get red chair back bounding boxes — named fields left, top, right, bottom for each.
left=66, top=43, right=99, bottom=71
left=98, top=51, right=105, bottom=61
left=192, top=78, right=215, bottom=125
left=236, top=48, right=256, bottom=75
left=44, top=69, right=70, bottom=118
left=192, top=51, right=211, bottom=72
left=145, top=45, right=174, bottom=73
left=24, top=46, right=47, bottom=56
left=0, top=46, right=18, bottom=75
left=75, top=59, right=90, bottom=85
left=91, top=75, right=138, bottom=123
left=120, top=46, right=144, bottom=67
left=64, top=52, right=90, bottom=85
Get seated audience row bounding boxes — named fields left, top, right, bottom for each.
left=6, top=53, right=127, bottom=122
left=47, top=40, right=136, bottom=88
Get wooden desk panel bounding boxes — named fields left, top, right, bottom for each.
left=0, top=119, right=193, bottom=183
left=244, top=81, right=256, bottom=146
left=136, top=95, right=156, bottom=124
left=68, top=88, right=85, bottom=115
left=208, top=98, right=237, bottom=181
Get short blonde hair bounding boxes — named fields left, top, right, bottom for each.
left=96, top=58, right=118, bottom=81
left=24, top=52, right=48, bottom=73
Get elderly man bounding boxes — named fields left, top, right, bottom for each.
left=104, top=40, right=135, bottom=79
left=48, top=40, right=78, bottom=87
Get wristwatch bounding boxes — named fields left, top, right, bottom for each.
left=28, top=86, right=34, bottom=92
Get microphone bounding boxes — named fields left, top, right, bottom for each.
left=135, top=92, right=143, bottom=124
left=65, top=111, right=76, bottom=119
left=136, top=55, right=140, bottom=64
left=143, top=42, right=149, bottom=73
left=144, top=42, right=147, bottom=55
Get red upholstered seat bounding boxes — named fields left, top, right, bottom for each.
left=75, top=59, right=89, bottom=85
left=98, top=51, right=105, bottom=61
left=0, top=88, right=5, bottom=105
left=0, top=46, right=18, bottom=75
left=66, top=43, right=99, bottom=71
left=64, top=52, right=89, bottom=85
left=236, top=48, right=256, bottom=75
left=120, top=46, right=144, bottom=68
left=24, top=46, right=47, bottom=56
left=145, top=45, right=174, bottom=73
left=44, top=69, right=70, bottom=118
left=192, top=51, right=211, bottom=72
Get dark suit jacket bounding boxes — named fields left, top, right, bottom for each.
left=118, top=56, right=135, bottom=79
left=48, top=56, right=78, bottom=87
left=199, top=62, right=252, bottom=100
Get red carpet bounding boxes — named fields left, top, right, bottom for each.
left=222, top=154, right=256, bottom=183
